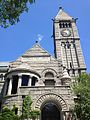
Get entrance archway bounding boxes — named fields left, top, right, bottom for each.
left=41, top=102, right=61, bottom=120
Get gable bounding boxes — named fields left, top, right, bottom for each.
left=10, top=43, right=57, bottom=70
left=55, top=8, right=72, bottom=20
left=22, top=43, right=50, bottom=57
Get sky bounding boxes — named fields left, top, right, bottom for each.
left=0, top=0, right=90, bottom=73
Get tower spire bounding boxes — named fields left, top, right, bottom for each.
left=53, top=9, right=86, bottom=76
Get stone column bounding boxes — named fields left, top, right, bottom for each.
left=7, top=77, right=12, bottom=95
left=18, top=75, right=22, bottom=88
left=61, top=111, right=66, bottom=120
left=28, top=76, right=32, bottom=86
left=65, top=112, right=72, bottom=120
left=62, top=111, right=66, bottom=120
left=3, top=80, right=8, bottom=96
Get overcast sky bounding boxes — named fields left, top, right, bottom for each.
left=0, top=0, right=90, bottom=73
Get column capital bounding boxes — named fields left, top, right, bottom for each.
left=18, top=75, right=22, bottom=78
left=29, top=76, right=32, bottom=78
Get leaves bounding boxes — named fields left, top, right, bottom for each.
left=22, top=94, right=40, bottom=120
left=73, top=73, right=90, bottom=120
left=0, top=107, right=19, bottom=120
left=30, top=110, right=40, bottom=119
left=0, top=0, right=35, bottom=28
left=22, top=95, right=32, bottom=118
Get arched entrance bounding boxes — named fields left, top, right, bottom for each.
left=41, top=101, right=61, bottom=120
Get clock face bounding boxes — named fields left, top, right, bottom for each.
left=61, top=29, right=71, bottom=37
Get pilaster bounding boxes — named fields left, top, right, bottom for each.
left=7, top=77, right=12, bottom=95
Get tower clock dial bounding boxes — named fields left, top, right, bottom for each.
left=61, top=29, right=71, bottom=37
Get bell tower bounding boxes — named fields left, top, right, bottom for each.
left=53, top=7, right=86, bottom=76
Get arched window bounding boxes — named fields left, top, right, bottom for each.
left=59, top=21, right=71, bottom=28
left=44, top=72, right=55, bottom=86
left=45, top=72, right=54, bottom=78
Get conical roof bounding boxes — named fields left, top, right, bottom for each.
left=61, top=68, right=71, bottom=80
left=55, top=7, right=73, bottom=20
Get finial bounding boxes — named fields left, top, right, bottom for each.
left=59, top=7, right=63, bottom=12
left=61, top=68, right=71, bottom=80
left=36, top=40, right=38, bottom=43
left=59, top=7, right=62, bottom=10
left=72, top=18, right=78, bottom=23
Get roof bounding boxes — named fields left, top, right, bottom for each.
left=55, top=7, right=73, bottom=20
left=0, top=62, right=9, bottom=67
left=22, top=42, right=51, bottom=57
left=0, top=62, right=9, bottom=71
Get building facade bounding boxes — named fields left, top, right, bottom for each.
left=0, top=8, right=86, bottom=120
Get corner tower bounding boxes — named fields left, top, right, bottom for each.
left=53, top=7, right=86, bottom=76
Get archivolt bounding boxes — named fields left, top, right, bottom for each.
left=35, top=93, right=68, bottom=111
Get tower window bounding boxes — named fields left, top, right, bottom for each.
left=70, top=62, right=72, bottom=68
left=66, top=41, right=70, bottom=49
left=59, top=22, right=63, bottom=28
left=73, top=43, right=75, bottom=48
left=72, top=69, right=75, bottom=75
left=68, top=23, right=71, bottom=27
left=59, top=22, right=71, bottom=28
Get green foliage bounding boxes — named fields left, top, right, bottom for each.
left=73, top=73, right=90, bottom=120
left=0, top=0, right=35, bottom=28
left=22, top=95, right=32, bottom=118
left=30, top=110, right=40, bottom=120
left=22, top=94, right=40, bottom=120
left=0, top=106, right=19, bottom=120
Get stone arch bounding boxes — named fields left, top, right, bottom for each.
left=35, top=93, right=68, bottom=111
left=45, top=72, right=54, bottom=78
left=41, top=68, right=57, bottom=78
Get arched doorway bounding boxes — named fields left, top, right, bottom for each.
left=41, top=102, right=61, bottom=120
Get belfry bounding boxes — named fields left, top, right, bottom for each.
left=0, top=8, right=86, bottom=120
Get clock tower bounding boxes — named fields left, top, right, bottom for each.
left=53, top=7, right=86, bottom=76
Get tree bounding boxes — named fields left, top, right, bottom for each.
left=73, top=73, right=90, bottom=120
left=0, top=0, right=35, bottom=28
left=0, top=106, right=19, bottom=120
left=22, top=95, right=32, bottom=119
left=30, top=110, right=40, bottom=120
left=22, top=94, right=40, bottom=120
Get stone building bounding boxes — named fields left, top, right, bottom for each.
left=0, top=8, right=86, bottom=120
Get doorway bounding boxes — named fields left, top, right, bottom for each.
left=41, top=102, right=61, bottom=120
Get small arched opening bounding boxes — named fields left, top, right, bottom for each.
left=44, top=72, right=55, bottom=86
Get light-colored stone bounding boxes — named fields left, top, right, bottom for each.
left=0, top=8, right=86, bottom=120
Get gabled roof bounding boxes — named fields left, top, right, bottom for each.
left=10, top=42, right=58, bottom=71
left=55, top=7, right=73, bottom=20
left=22, top=42, right=51, bottom=57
